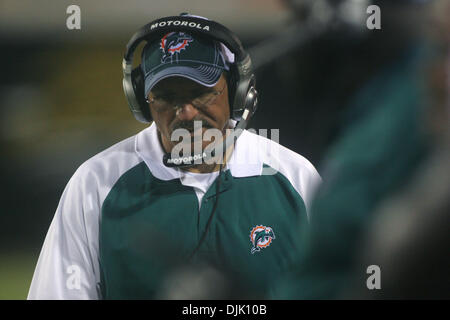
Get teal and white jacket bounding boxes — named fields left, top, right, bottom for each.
left=28, top=123, right=321, bottom=299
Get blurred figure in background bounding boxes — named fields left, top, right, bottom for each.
left=350, top=0, right=450, bottom=299
left=271, top=0, right=449, bottom=299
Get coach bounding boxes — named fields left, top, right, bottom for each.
left=28, top=14, right=321, bottom=299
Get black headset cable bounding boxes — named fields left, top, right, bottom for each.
left=188, top=163, right=223, bottom=261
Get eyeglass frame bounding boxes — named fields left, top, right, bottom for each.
left=146, top=82, right=227, bottom=111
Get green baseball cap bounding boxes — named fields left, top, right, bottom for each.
left=141, top=31, right=231, bottom=98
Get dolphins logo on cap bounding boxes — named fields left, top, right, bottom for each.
left=160, top=32, right=193, bottom=63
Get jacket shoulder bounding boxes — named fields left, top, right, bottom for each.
left=243, top=129, right=322, bottom=212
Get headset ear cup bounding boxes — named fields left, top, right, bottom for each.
left=244, top=86, right=258, bottom=117
left=232, top=73, right=256, bottom=121
left=227, top=64, right=239, bottom=119
left=131, top=67, right=152, bottom=122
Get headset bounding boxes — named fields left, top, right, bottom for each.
left=122, top=14, right=258, bottom=168
left=122, top=14, right=257, bottom=125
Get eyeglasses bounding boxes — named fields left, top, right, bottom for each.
left=146, top=83, right=226, bottom=111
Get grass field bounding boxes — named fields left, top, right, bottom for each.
left=0, top=252, right=39, bottom=300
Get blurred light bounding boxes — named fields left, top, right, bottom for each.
left=0, top=0, right=292, bottom=43
left=338, top=0, right=369, bottom=27
left=157, top=264, right=229, bottom=299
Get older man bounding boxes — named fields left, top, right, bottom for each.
left=28, top=14, right=321, bottom=299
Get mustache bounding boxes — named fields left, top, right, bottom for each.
left=170, top=119, right=214, bottom=133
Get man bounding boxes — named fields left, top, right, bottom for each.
left=28, top=15, right=321, bottom=299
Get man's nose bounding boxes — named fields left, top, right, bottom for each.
left=175, top=102, right=199, bottom=122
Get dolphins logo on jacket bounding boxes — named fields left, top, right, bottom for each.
left=250, top=225, right=276, bottom=254
left=160, top=32, right=193, bottom=63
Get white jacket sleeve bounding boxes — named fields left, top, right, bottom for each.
left=28, top=164, right=101, bottom=300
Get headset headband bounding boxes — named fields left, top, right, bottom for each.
left=124, top=16, right=248, bottom=66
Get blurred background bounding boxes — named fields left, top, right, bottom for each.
left=0, top=0, right=448, bottom=299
